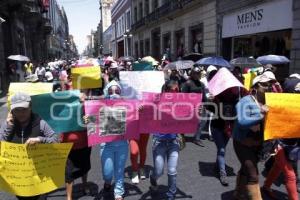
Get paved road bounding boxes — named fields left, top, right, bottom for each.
left=0, top=97, right=289, bottom=200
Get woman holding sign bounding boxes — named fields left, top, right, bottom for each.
left=100, top=80, right=128, bottom=200
left=0, top=92, right=58, bottom=200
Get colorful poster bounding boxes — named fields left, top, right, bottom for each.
left=139, top=92, right=202, bottom=134
left=119, top=71, right=165, bottom=99
left=264, top=93, right=300, bottom=140
left=31, top=90, right=85, bottom=133
left=71, top=66, right=102, bottom=89
left=8, top=82, right=53, bottom=109
left=0, top=142, right=72, bottom=197
left=243, top=72, right=256, bottom=90
left=208, top=67, right=245, bottom=96
left=84, top=99, right=140, bottom=146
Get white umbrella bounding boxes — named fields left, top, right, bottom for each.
left=165, top=60, right=195, bottom=70
left=7, top=55, right=30, bottom=62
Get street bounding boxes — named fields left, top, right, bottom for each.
left=0, top=97, right=288, bottom=200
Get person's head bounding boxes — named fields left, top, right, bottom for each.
left=105, top=80, right=122, bottom=99
left=163, top=80, right=179, bottom=93
left=251, top=74, right=273, bottom=104
left=206, top=65, right=218, bottom=81
left=190, top=66, right=202, bottom=80
left=10, top=92, right=32, bottom=124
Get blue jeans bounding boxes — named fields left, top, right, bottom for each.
left=100, top=140, right=128, bottom=198
left=195, top=109, right=208, bottom=140
left=211, top=127, right=230, bottom=175
left=151, top=138, right=179, bottom=198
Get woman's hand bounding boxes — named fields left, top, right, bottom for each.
left=260, top=105, right=269, bottom=114
left=25, top=137, right=41, bottom=145
left=83, top=115, right=89, bottom=124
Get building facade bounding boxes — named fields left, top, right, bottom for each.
left=131, top=0, right=217, bottom=60
left=103, top=25, right=113, bottom=55
left=111, top=0, right=132, bottom=58
left=218, top=0, right=300, bottom=78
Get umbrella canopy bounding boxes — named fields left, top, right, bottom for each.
left=182, top=53, right=203, bottom=62
left=230, top=57, right=262, bottom=68
left=256, top=55, right=290, bottom=65
left=165, top=60, right=195, bottom=70
left=196, top=56, right=231, bottom=68
left=141, top=56, right=159, bottom=65
left=7, top=55, right=30, bottom=62
left=119, top=56, right=134, bottom=62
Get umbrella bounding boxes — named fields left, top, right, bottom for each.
left=196, top=56, right=231, bottom=68
left=182, top=53, right=203, bottom=62
left=7, top=55, right=30, bottom=62
left=165, top=60, right=195, bottom=70
left=119, top=56, right=134, bottom=62
left=230, top=57, right=262, bottom=68
left=141, top=56, right=159, bottom=65
left=256, top=55, right=290, bottom=65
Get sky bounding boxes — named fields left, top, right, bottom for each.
left=57, top=0, right=100, bottom=54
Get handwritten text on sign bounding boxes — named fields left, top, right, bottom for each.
left=264, top=93, right=300, bottom=140
left=140, top=92, right=202, bottom=134
left=0, top=142, right=72, bottom=197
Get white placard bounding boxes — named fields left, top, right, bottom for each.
left=222, top=0, right=293, bottom=38
left=120, top=71, right=165, bottom=99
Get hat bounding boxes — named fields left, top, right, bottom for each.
left=11, top=92, right=31, bottom=110
left=45, top=71, right=53, bottom=81
left=110, top=62, right=118, bottom=69
left=207, top=65, right=217, bottom=74
left=252, top=72, right=275, bottom=86
left=289, top=73, right=300, bottom=79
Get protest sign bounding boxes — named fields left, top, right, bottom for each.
left=31, top=90, right=85, bottom=133
left=8, top=82, right=53, bottom=109
left=208, top=68, right=245, bottom=96
left=139, top=92, right=202, bottom=134
left=243, top=72, right=256, bottom=90
left=0, top=142, right=72, bottom=197
left=71, top=66, right=102, bottom=89
left=132, top=62, right=153, bottom=71
left=120, top=71, right=165, bottom=99
left=264, top=93, right=300, bottom=140
left=84, top=99, right=140, bottom=146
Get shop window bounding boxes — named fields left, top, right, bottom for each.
left=145, top=0, right=149, bottom=15
left=163, top=32, right=171, bottom=60
left=152, top=28, right=161, bottom=60
left=153, top=0, right=159, bottom=10
left=145, top=38, right=150, bottom=56
left=189, top=24, right=203, bottom=54
left=135, top=41, right=139, bottom=58
left=140, top=40, right=144, bottom=57
left=134, top=7, right=137, bottom=23
left=139, top=2, right=143, bottom=19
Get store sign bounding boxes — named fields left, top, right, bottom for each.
left=222, top=0, right=292, bottom=38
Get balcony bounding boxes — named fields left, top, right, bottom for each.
left=132, top=0, right=195, bottom=30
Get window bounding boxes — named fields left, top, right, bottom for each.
left=153, top=0, right=159, bottom=10
left=140, top=40, right=144, bottom=57
left=126, top=11, right=131, bottom=30
left=189, top=24, right=203, bottom=54
left=145, top=0, right=149, bottom=15
left=134, top=7, right=137, bottom=23
left=145, top=39, right=150, bottom=56
left=139, top=2, right=143, bottom=19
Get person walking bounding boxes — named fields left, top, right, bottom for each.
left=0, top=92, right=58, bottom=200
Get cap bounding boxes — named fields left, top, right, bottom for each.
left=11, top=92, right=31, bottom=110
left=289, top=73, right=300, bottom=79
left=207, top=65, right=217, bottom=74
left=252, top=73, right=275, bottom=86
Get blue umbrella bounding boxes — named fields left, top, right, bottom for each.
left=196, top=56, right=231, bottom=68
left=256, top=55, right=290, bottom=65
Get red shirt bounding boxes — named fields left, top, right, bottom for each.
left=61, top=131, right=88, bottom=150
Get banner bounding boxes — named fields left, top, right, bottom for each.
left=243, top=72, right=256, bottom=90
left=208, top=68, right=245, bottom=96
left=8, top=82, right=53, bottom=109
left=264, top=93, right=300, bottom=140
left=71, top=66, right=102, bottom=89
left=120, top=71, right=165, bottom=99
left=0, top=142, right=72, bottom=197
left=31, top=90, right=85, bottom=133
left=84, top=99, right=140, bottom=146
left=139, top=92, right=202, bottom=134
left=132, top=62, right=153, bottom=71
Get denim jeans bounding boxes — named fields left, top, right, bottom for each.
left=194, top=109, right=208, bottom=140
left=100, top=140, right=128, bottom=198
left=151, top=137, right=180, bottom=198
left=211, top=127, right=230, bottom=175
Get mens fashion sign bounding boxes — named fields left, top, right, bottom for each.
left=222, top=0, right=293, bottom=38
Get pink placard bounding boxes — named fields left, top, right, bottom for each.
left=208, top=67, right=245, bottom=96
left=140, top=92, right=202, bottom=134
left=84, top=99, right=140, bottom=146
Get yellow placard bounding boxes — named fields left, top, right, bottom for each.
left=264, top=93, right=300, bottom=140
left=243, top=72, right=256, bottom=90
left=71, top=66, right=102, bottom=89
left=0, top=142, right=72, bottom=197
left=8, top=82, right=53, bottom=110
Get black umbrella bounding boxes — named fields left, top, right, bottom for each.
left=182, top=53, right=203, bottom=62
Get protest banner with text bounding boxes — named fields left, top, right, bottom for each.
left=71, top=66, right=102, bottom=89
left=0, top=142, right=72, bottom=197
left=264, top=93, right=300, bottom=140
left=84, top=99, right=140, bottom=146
left=139, top=92, right=202, bottom=134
